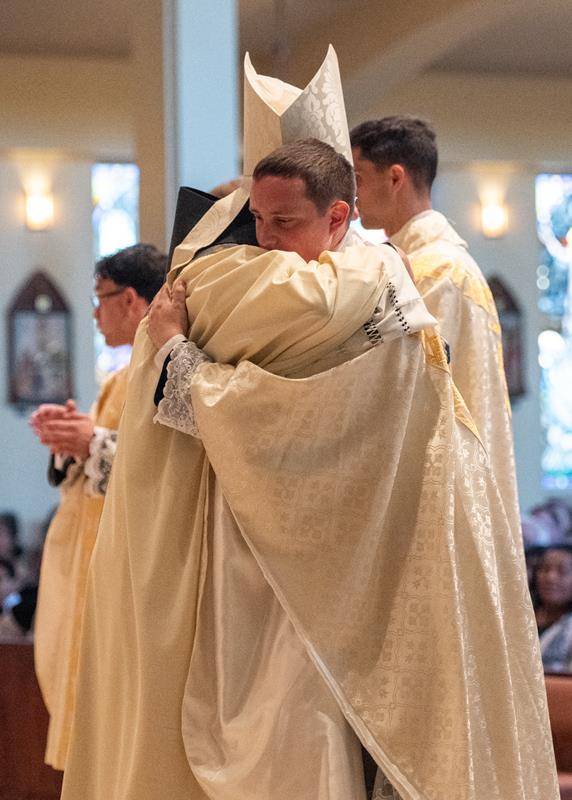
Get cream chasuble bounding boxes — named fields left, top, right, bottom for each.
left=60, top=242, right=423, bottom=800
left=390, top=210, right=520, bottom=532
left=188, top=333, right=557, bottom=800
left=34, top=366, right=128, bottom=771
left=61, top=242, right=558, bottom=800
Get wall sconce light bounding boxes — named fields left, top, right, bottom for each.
left=25, top=192, right=55, bottom=231
left=480, top=200, right=508, bottom=238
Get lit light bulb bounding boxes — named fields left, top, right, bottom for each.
left=480, top=201, right=508, bottom=238
left=25, top=192, right=54, bottom=231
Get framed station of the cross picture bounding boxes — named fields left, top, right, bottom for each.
left=7, top=270, right=73, bottom=407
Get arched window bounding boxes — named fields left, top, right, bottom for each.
left=91, top=163, right=140, bottom=382
left=536, top=173, right=572, bottom=489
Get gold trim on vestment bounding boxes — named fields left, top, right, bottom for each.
left=422, top=330, right=484, bottom=447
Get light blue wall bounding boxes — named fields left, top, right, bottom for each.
left=174, top=0, right=239, bottom=191
left=433, top=166, right=552, bottom=510
left=0, top=158, right=98, bottom=541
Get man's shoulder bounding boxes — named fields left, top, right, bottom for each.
left=101, top=363, right=130, bottom=389
left=412, top=242, right=498, bottom=319
left=412, top=241, right=483, bottom=281
left=177, top=244, right=285, bottom=284
left=96, top=364, right=130, bottom=408
left=399, top=212, right=484, bottom=284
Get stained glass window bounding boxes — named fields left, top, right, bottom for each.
left=91, top=163, right=140, bottom=382
left=536, top=174, right=572, bottom=489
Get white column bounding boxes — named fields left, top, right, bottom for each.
left=174, top=0, right=239, bottom=192
left=132, top=0, right=239, bottom=248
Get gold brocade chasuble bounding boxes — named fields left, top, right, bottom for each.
left=62, top=244, right=557, bottom=800
left=34, top=366, right=128, bottom=771
left=391, top=210, right=520, bottom=532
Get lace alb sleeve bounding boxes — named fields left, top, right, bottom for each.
left=372, top=775, right=403, bottom=800
left=84, top=426, right=118, bottom=496
left=153, top=340, right=212, bottom=437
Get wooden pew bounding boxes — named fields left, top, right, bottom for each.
left=0, top=642, right=62, bottom=800
left=1, top=642, right=571, bottom=799
left=545, top=672, right=572, bottom=800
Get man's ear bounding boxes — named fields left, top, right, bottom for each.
left=123, top=286, right=139, bottom=308
left=389, top=164, right=406, bottom=191
left=329, top=200, right=351, bottom=236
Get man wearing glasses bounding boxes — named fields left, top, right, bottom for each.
left=30, top=243, right=166, bottom=773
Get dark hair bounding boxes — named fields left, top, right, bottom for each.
left=252, top=138, right=356, bottom=216
left=0, top=512, right=22, bottom=558
left=535, top=544, right=572, bottom=560
left=0, top=557, right=16, bottom=579
left=350, top=116, right=438, bottom=192
left=530, top=497, right=572, bottom=537
left=95, top=244, right=167, bottom=303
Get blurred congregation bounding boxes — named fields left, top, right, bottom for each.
left=1, top=1, right=572, bottom=799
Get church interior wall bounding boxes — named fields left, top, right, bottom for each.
left=0, top=53, right=133, bottom=542
left=0, top=54, right=133, bottom=159
left=432, top=167, right=545, bottom=509
left=367, top=71, right=572, bottom=165
left=0, top=156, right=100, bottom=541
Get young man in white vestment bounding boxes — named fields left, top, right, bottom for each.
left=30, top=244, right=166, bottom=771
left=61, top=51, right=558, bottom=800
left=351, top=117, right=520, bottom=533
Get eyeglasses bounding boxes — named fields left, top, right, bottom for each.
left=91, top=287, right=127, bottom=308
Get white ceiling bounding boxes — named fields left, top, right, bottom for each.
left=0, top=0, right=132, bottom=58
left=432, top=1, right=572, bottom=77
left=0, top=0, right=570, bottom=78
left=239, top=0, right=363, bottom=61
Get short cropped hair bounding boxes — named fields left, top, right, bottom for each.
left=252, top=138, right=356, bottom=215
left=95, top=244, right=167, bottom=303
left=350, top=116, right=438, bottom=191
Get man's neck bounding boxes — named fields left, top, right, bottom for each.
left=385, top=197, right=432, bottom=238
left=125, top=309, right=150, bottom=345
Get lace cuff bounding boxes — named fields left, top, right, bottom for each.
left=84, top=426, right=118, bottom=496
left=373, top=772, right=402, bottom=800
left=154, top=333, right=187, bottom=370
left=153, top=340, right=212, bottom=437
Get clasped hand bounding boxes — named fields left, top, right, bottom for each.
left=147, top=279, right=188, bottom=350
left=29, top=400, right=94, bottom=461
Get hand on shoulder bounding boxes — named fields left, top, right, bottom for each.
left=147, top=280, right=188, bottom=350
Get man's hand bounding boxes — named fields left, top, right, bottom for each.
left=147, top=280, right=188, bottom=350
left=30, top=400, right=76, bottom=436
left=36, top=413, right=95, bottom=461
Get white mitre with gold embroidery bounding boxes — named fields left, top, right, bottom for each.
left=169, top=45, right=351, bottom=277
